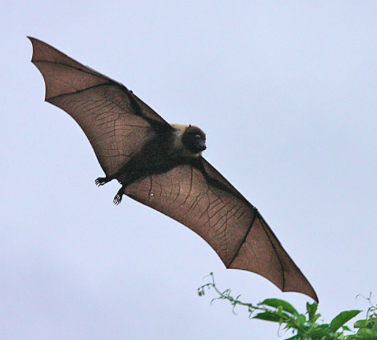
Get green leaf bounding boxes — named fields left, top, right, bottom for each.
left=306, top=324, right=330, bottom=338
left=253, top=311, right=283, bottom=323
left=306, top=302, right=318, bottom=321
left=329, top=310, right=362, bottom=332
left=259, top=298, right=298, bottom=316
left=354, top=320, right=367, bottom=329
left=355, top=327, right=377, bottom=338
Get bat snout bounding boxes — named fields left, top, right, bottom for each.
left=197, top=142, right=207, bottom=151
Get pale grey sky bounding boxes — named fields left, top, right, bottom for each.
left=2, top=1, right=377, bottom=339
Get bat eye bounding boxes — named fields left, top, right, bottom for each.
left=195, top=134, right=201, bottom=139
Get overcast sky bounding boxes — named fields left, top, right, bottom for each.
left=2, top=1, right=377, bottom=339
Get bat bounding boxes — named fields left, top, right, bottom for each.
left=29, top=37, right=318, bottom=302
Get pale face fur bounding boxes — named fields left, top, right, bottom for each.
left=171, top=124, right=205, bottom=158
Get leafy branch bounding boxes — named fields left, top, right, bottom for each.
left=198, top=273, right=377, bottom=340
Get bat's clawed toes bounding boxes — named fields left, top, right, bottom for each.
left=113, top=194, right=123, bottom=205
left=113, top=186, right=126, bottom=205
left=95, top=177, right=107, bottom=186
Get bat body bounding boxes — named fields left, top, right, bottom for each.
left=96, top=124, right=207, bottom=205
left=29, top=37, right=318, bottom=302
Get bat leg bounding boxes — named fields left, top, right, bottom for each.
left=113, top=186, right=126, bottom=205
left=95, top=176, right=113, bottom=186
left=95, top=162, right=136, bottom=187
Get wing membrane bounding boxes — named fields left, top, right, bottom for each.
left=125, top=161, right=318, bottom=301
left=29, top=37, right=170, bottom=176
left=29, top=37, right=317, bottom=302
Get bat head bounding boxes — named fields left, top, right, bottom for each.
left=171, top=124, right=206, bottom=157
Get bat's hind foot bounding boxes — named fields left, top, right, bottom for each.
left=113, top=187, right=125, bottom=205
left=95, top=177, right=111, bottom=186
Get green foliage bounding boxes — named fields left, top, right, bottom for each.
left=198, top=273, right=377, bottom=340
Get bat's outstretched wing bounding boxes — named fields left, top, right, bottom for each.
left=29, top=37, right=173, bottom=177
left=125, top=158, right=318, bottom=302
left=30, top=37, right=317, bottom=301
